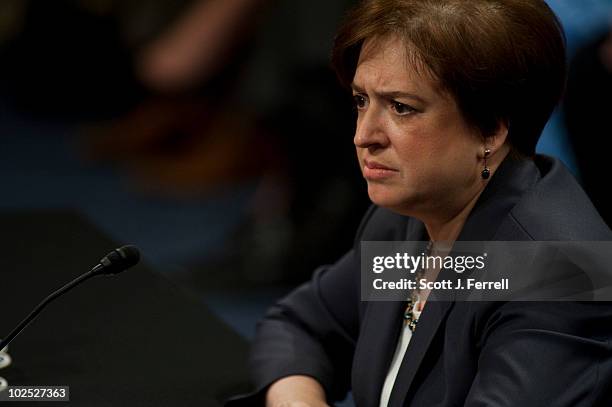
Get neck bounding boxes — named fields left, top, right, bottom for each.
left=423, top=189, right=482, bottom=242
left=423, top=147, right=511, bottom=243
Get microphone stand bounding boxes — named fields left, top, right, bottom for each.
left=0, top=269, right=98, bottom=352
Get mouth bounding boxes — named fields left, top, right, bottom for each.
left=364, top=159, right=397, bottom=171
left=363, top=159, right=398, bottom=180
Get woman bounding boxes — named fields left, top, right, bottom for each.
left=229, top=0, right=612, bottom=405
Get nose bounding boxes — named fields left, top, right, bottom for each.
left=353, top=106, right=390, bottom=150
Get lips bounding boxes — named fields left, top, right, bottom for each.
left=364, top=159, right=397, bottom=171
left=363, top=159, right=398, bottom=180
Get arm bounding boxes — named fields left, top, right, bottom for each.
left=229, top=206, right=380, bottom=406
left=225, top=255, right=359, bottom=407
left=249, top=249, right=361, bottom=404
left=465, top=301, right=612, bottom=406
left=137, top=0, right=268, bottom=92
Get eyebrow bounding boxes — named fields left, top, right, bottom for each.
left=351, top=83, right=427, bottom=105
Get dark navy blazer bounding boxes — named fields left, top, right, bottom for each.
left=229, top=155, right=612, bottom=406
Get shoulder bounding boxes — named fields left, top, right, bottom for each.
left=499, top=155, right=612, bottom=240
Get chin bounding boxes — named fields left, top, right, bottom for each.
left=367, top=184, right=410, bottom=213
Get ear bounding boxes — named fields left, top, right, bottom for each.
left=482, top=120, right=509, bottom=157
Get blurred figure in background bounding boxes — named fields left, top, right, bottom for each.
left=0, top=0, right=367, bottom=285
left=137, top=0, right=267, bottom=93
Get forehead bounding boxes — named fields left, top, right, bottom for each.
left=353, top=35, right=444, bottom=99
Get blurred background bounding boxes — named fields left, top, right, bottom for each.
left=0, top=0, right=610, bottom=345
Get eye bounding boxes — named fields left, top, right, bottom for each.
left=391, top=101, right=416, bottom=116
left=352, top=94, right=368, bottom=110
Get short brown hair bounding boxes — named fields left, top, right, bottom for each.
left=331, top=0, right=567, bottom=156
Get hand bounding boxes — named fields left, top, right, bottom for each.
left=266, top=375, right=330, bottom=407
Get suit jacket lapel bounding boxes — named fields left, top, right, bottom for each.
left=352, top=300, right=405, bottom=407
left=352, top=217, right=428, bottom=406
left=386, top=157, right=541, bottom=406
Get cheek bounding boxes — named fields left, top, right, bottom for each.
left=434, top=140, right=481, bottom=192
left=392, top=127, right=441, bottom=175
left=393, top=124, right=477, bottom=187
left=355, top=147, right=364, bottom=166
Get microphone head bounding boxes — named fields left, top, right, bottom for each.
left=116, top=245, right=140, bottom=266
left=97, top=245, right=141, bottom=275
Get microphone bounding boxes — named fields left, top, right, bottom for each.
left=91, top=245, right=140, bottom=276
left=0, top=245, right=140, bottom=351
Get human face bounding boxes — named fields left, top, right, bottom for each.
left=352, top=36, right=484, bottom=221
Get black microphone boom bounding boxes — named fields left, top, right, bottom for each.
left=0, top=245, right=140, bottom=351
